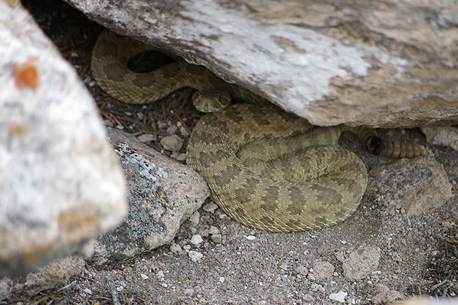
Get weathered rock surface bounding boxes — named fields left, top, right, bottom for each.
left=89, top=128, right=209, bottom=266
left=341, top=246, right=381, bottom=281
left=64, top=0, right=458, bottom=128
left=311, top=260, right=335, bottom=282
left=367, top=158, right=452, bottom=216
left=0, top=1, right=127, bottom=276
left=422, top=127, right=458, bottom=151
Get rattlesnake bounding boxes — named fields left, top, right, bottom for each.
left=92, top=30, right=427, bottom=232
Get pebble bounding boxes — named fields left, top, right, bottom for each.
left=208, top=226, right=220, bottom=235
left=160, top=134, right=183, bottom=151
left=166, top=126, right=178, bottom=134
left=312, top=260, right=335, bottom=281
left=295, top=266, right=308, bottom=276
left=140, top=273, right=149, bottom=280
left=157, top=120, right=168, bottom=130
left=310, top=283, right=325, bottom=293
left=183, top=245, right=191, bottom=251
left=189, top=211, right=200, bottom=225
left=169, top=242, right=182, bottom=253
left=329, top=291, right=347, bottom=303
left=137, top=134, right=156, bottom=143
left=246, top=235, right=256, bottom=240
left=156, top=270, right=165, bottom=281
left=279, top=262, right=289, bottom=271
left=371, top=284, right=404, bottom=304
left=301, top=294, right=314, bottom=302
left=190, top=234, right=203, bottom=246
left=180, top=126, right=189, bottom=137
left=342, top=246, right=381, bottom=281
left=211, top=234, right=222, bottom=243
left=188, top=250, right=204, bottom=262
left=176, top=153, right=187, bottom=162
left=202, top=202, right=219, bottom=213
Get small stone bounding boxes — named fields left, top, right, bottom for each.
left=160, top=135, right=183, bottom=151
left=279, top=262, right=289, bottom=271
left=167, top=126, right=178, bottom=135
left=329, top=291, right=347, bottom=303
left=342, top=246, right=381, bottom=281
left=189, top=211, right=200, bottom=225
left=137, top=133, right=156, bottom=143
left=180, top=126, right=189, bottom=137
left=208, top=226, right=220, bottom=235
left=219, top=276, right=225, bottom=283
left=211, top=234, right=222, bottom=243
left=295, top=266, right=308, bottom=276
left=246, top=235, right=256, bottom=240
left=140, top=273, right=149, bottom=280
left=169, top=151, right=187, bottom=162
left=157, top=120, right=168, bottom=130
left=312, top=260, right=335, bottom=281
left=170, top=242, right=182, bottom=253
left=190, top=234, right=203, bottom=246
left=310, top=282, right=325, bottom=293
left=203, top=202, right=219, bottom=213
left=188, top=250, right=203, bottom=262
left=301, top=294, right=314, bottom=302
left=156, top=271, right=164, bottom=280
left=83, top=288, right=93, bottom=295
left=372, top=284, right=404, bottom=305
left=183, top=245, right=191, bottom=251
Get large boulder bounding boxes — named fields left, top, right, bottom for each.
left=0, top=1, right=127, bottom=276
left=64, top=0, right=457, bottom=127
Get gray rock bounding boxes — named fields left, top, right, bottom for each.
left=89, top=128, right=209, bottom=265
left=367, top=158, right=452, bottom=216
left=0, top=1, right=127, bottom=277
left=0, top=277, right=14, bottom=300
left=342, top=246, right=381, bottom=281
left=160, top=134, right=183, bottom=152
left=422, top=127, right=458, bottom=151
left=311, top=260, right=335, bottom=282
left=64, top=0, right=458, bottom=127
left=372, top=284, right=404, bottom=305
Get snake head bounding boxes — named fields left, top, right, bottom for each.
left=192, top=90, right=231, bottom=113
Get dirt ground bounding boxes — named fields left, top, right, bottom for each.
left=6, top=1, right=457, bottom=304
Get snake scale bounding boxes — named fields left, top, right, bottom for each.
left=92, top=30, right=428, bottom=232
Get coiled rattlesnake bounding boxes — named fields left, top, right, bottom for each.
left=92, top=30, right=427, bottom=232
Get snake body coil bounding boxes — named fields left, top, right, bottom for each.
left=92, top=30, right=427, bottom=232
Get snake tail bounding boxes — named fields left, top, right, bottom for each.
left=343, top=126, right=428, bottom=159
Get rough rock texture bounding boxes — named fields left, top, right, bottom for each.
left=89, top=128, right=209, bottom=266
left=311, top=260, right=335, bottom=282
left=64, top=0, right=458, bottom=128
left=367, top=158, right=452, bottom=216
left=0, top=1, right=127, bottom=276
left=341, top=246, right=381, bottom=282
left=422, top=127, right=458, bottom=151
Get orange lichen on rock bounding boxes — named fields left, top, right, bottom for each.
left=12, top=56, right=39, bottom=89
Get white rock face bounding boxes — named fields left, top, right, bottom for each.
left=64, top=0, right=458, bottom=128
left=0, top=1, right=127, bottom=276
